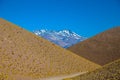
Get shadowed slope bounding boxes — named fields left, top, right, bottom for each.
left=68, top=27, right=120, bottom=65
left=0, top=18, right=100, bottom=80
left=65, top=59, right=120, bottom=80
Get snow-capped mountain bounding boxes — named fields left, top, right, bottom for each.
left=33, top=29, right=86, bottom=48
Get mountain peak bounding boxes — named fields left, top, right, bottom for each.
left=33, top=29, right=86, bottom=48
left=0, top=19, right=100, bottom=79
left=60, top=29, right=73, bottom=34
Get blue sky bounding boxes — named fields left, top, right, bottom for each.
left=0, top=0, right=120, bottom=37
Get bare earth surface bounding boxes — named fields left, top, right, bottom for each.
left=0, top=18, right=101, bottom=80
left=40, top=72, right=87, bottom=80
left=65, top=59, right=120, bottom=80
left=68, top=27, right=120, bottom=65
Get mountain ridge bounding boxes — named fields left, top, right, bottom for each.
left=0, top=18, right=100, bottom=80
left=33, top=29, right=86, bottom=48
left=68, top=27, right=120, bottom=65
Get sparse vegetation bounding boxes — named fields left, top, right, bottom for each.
left=64, top=59, right=120, bottom=80
left=0, top=18, right=101, bottom=80
left=0, top=73, right=8, bottom=80
left=68, top=27, right=120, bottom=65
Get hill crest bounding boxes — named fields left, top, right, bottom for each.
left=0, top=18, right=100, bottom=79
left=68, top=27, right=120, bottom=65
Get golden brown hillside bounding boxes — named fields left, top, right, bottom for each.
left=68, top=27, right=120, bottom=65
left=0, top=18, right=101, bottom=80
left=64, top=59, right=120, bottom=80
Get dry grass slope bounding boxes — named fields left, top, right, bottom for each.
left=68, top=27, right=120, bottom=65
left=0, top=18, right=101, bottom=80
left=64, top=59, right=120, bottom=80
left=0, top=72, right=8, bottom=80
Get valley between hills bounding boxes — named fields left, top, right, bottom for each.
left=0, top=18, right=120, bottom=80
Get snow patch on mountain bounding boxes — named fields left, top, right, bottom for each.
left=33, top=29, right=86, bottom=48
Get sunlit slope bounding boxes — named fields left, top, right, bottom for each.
left=68, top=27, right=120, bottom=65
left=0, top=18, right=101, bottom=79
left=65, top=59, right=120, bottom=80
left=0, top=72, right=8, bottom=80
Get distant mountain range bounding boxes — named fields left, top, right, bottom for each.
left=33, top=29, right=86, bottom=48
left=1, top=18, right=120, bottom=80
left=0, top=18, right=100, bottom=80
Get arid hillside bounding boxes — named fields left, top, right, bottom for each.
left=68, top=27, right=120, bottom=65
left=0, top=18, right=100, bottom=80
left=64, top=59, right=120, bottom=80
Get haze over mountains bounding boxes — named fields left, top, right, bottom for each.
left=0, top=18, right=100, bottom=80
left=33, top=29, right=86, bottom=48
left=68, top=27, right=120, bottom=65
